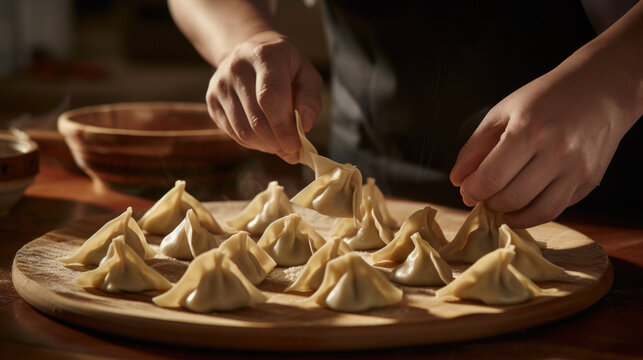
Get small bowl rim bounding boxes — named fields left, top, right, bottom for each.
left=0, top=133, right=39, bottom=159
left=58, top=102, right=225, bottom=138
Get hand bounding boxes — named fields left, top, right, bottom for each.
left=206, top=31, right=323, bottom=164
left=449, top=54, right=637, bottom=228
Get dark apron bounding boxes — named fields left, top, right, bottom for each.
left=321, top=1, right=643, bottom=223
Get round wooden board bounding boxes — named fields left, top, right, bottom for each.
left=12, top=200, right=612, bottom=351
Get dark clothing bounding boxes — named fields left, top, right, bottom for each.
left=321, top=1, right=642, bottom=224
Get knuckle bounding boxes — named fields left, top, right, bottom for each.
left=227, top=57, right=247, bottom=76
left=256, top=87, right=283, bottom=110
left=476, top=169, right=504, bottom=195
left=235, top=127, right=254, bottom=143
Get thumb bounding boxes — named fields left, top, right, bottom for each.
left=450, top=109, right=507, bottom=186
left=292, top=62, right=323, bottom=132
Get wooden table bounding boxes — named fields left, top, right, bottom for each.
left=1, top=160, right=642, bottom=359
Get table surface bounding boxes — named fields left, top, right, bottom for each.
left=1, top=159, right=642, bottom=359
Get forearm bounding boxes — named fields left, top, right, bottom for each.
left=168, top=0, right=278, bottom=66
left=563, top=1, right=643, bottom=128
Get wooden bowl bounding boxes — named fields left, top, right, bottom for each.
left=57, top=102, right=249, bottom=198
left=0, top=133, right=39, bottom=216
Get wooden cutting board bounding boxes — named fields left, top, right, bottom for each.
left=12, top=199, right=612, bottom=351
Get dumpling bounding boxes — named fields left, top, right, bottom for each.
left=307, top=253, right=403, bottom=312
left=439, top=202, right=502, bottom=263
left=257, top=213, right=326, bottom=266
left=285, top=237, right=353, bottom=293
left=436, top=246, right=551, bottom=305
left=226, top=181, right=294, bottom=236
left=74, top=236, right=172, bottom=293
left=291, top=110, right=362, bottom=219
left=362, top=177, right=397, bottom=228
left=153, top=248, right=267, bottom=312
left=159, top=209, right=225, bottom=260
left=331, top=197, right=394, bottom=250
left=389, top=232, right=453, bottom=286
left=371, top=206, right=446, bottom=264
left=218, top=232, right=277, bottom=285
left=498, top=225, right=565, bottom=281
left=60, top=207, right=155, bottom=266
left=138, top=180, right=224, bottom=236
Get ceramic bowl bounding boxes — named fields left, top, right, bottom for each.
left=58, top=102, right=249, bottom=198
left=0, top=133, right=39, bottom=216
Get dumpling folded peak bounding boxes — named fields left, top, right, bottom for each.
left=226, top=181, right=294, bottom=236
left=60, top=207, right=155, bottom=266
left=331, top=196, right=394, bottom=251
left=160, top=209, right=225, bottom=260
left=218, top=231, right=277, bottom=285
left=74, top=236, right=171, bottom=293
left=498, top=225, right=566, bottom=281
left=285, top=237, right=353, bottom=293
left=138, top=180, right=224, bottom=236
left=257, top=213, right=326, bottom=266
left=389, top=232, right=453, bottom=286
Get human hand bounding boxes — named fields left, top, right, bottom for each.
left=449, top=55, right=638, bottom=228
left=206, top=31, right=323, bottom=164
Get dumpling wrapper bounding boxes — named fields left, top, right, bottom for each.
left=291, top=110, right=362, bottom=219
left=371, top=206, right=447, bottom=264
left=60, top=207, right=155, bottom=266
left=362, top=177, right=397, bottom=228
left=285, top=237, right=353, bottom=293
left=160, top=209, right=225, bottom=260
left=74, top=236, right=171, bottom=293
left=498, top=225, right=566, bottom=281
left=153, top=248, right=267, bottom=312
left=436, top=246, right=553, bottom=305
left=439, top=202, right=502, bottom=263
left=218, top=232, right=277, bottom=285
left=307, top=253, right=403, bottom=312
left=390, top=232, right=453, bottom=286
left=257, top=213, right=326, bottom=266
left=226, top=181, right=294, bottom=236
left=138, top=180, right=224, bottom=236
left=332, top=197, right=394, bottom=250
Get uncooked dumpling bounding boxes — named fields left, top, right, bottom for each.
left=159, top=209, right=225, bottom=260
left=390, top=232, right=453, bottom=286
left=439, top=202, right=502, bottom=263
left=307, top=253, right=403, bottom=312
left=362, top=177, right=397, bottom=228
left=285, top=237, right=353, bottom=293
left=291, top=111, right=362, bottom=219
left=436, top=246, right=551, bottom=305
left=153, top=248, right=267, bottom=312
left=60, top=207, right=155, bottom=266
left=331, top=197, right=394, bottom=251
left=498, top=225, right=565, bottom=281
left=74, top=236, right=171, bottom=293
left=226, top=181, right=294, bottom=236
left=218, top=232, right=277, bottom=285
left=257, top=213, right=326, bottom=266
left=138, top=180, right=224, bottom=236
left=371, top=206, right=446, bottom=264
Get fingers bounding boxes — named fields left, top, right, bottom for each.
left=293, top=61, right=323, bottom=132
left=503, top=177, right=573, bottom=228
left=459, top=127, right=533, bottom=206
left=450, top=110, right=506, bottom=187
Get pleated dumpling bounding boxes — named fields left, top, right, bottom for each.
left=257, top=213, right=326, bottom=266
left=74, top=236, right=172, bottom=293
left=60, top=207, right=155, bottom=266
left=285, top=238, right=353, bottom=293
left=436, top=246, right=552, bottom=305
left=153, top=248, right=267, bottom=312
left=362, top=177, right=397, bottom=228
left=307, top=253, right=403, bottom=312
left=291, top=111, right=362, bottom=219
left=226, top=181, right=294, bottom=236
left=389, top=233, right=453, bottom=286
left=160, top=209, right=225, bottom=260
left=498, top=225, right=565, bottom=281
left=371, top=206, right=447, bottom=264
left=218, top=232, right=277, bottom=285
left=331, top=197, right=394, bottom=251
left=439, top=202, right=502, bottom=263
left=138, top=180, right=224, bottom=236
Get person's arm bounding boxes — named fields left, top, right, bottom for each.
left=450, top=1, right=643, bottom=228
left=168, top=0, right=323, bottom=163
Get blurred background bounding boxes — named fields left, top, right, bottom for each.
left=0, top=0, right=331, bottom=199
